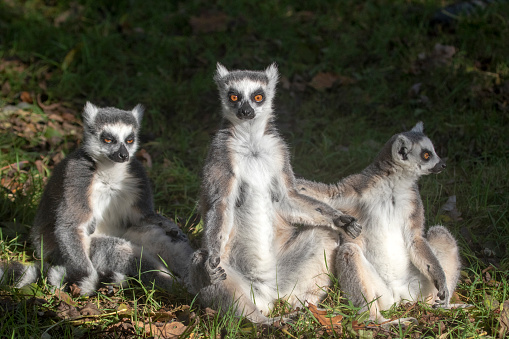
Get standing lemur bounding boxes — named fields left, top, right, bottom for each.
left=197, top=63, right=362, bottom=324
left=297, top=122, right=462, bottom=326
left=1, top=103, right=224, bottom=295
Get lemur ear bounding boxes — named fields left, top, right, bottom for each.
left=132, top=104, right=144, bottom=125
left=215, top=63, right=229, bottom=78
left=83, top=101, right=98, bottom=124
left=393, top=134, right=411, bottom=161
left=265, top=62, right=279, bottom=84
left=411, top=121, right=424, bottom=133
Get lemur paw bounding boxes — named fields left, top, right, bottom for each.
left=433, top=287, right=450, bottom=308
left=164, top=228, right=188, bottom=242
left=191, top=250, right=227, bottom=285
left=333, top=215, right=362, bottom=238
left=151, top=215, right=189, bottom=242
left=206, top=255, right=227, bottom=284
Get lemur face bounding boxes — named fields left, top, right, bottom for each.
left=214, top=63, right=279, bottom=123
left=82, top=102, right=144, bottom=163
left=392, top=122, right=446, bottom=176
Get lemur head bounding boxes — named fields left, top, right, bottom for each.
left=389, top=122, right=446, bottom=176
left=213, top=63, right=279, bottom=123
left=82, top=102, right=144, bottom=163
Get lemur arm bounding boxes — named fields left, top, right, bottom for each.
left=200, top=138, right=237, bottom=261
left=279, top=166, right=361, bottom=238
left=295, top=175, right=361, bottom=209
left=295, top=178, right=338, bottom=205
left=406, top=224, right=449, bottom=306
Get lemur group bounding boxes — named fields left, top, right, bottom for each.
left=1, top=63, right=466, bottom=327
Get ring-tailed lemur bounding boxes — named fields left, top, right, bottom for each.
left=297, top=122, right=462, bottom=326
left=197, top=63, right=361, bottom=324
left=1, top=102, right=224, bottom=295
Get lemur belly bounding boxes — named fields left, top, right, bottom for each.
left=228, top=137, right=281, bottom=280
left=90, top=164, right=142, bottom=236
left=361, top=190, right=417, bottom=298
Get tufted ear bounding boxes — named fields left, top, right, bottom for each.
left=83, top=101, right=99, bottom=125
left=215, top=62, right=229, bottom=78
left=392, top=134, right=412, bottom=161
left=265, top=62, right=279, bottom=85
left=132, top=104, right=144, bottom=125
left=411, top=121, right=424, bottom=133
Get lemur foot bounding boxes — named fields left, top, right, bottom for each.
left=191, top=249, right=226, bottom=285
left=205, top=255, right=227, bottom=284
left=148, top=214, right=189, bottom=242
left=433, top=287, right=450, bottom=308
left=333, top=214, right=362, bottom=238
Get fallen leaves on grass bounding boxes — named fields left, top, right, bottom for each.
left=307, top=303, right=343, bottom=335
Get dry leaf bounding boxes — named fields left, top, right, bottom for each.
left=308, top=303, right=343, bottom=335
left=189, top=11, right=229, bottom=33
left=80, top=301, right=102, bottom=316
left=56, top=301, right=80, bottom=319
left=54, top=288, right=77, bottom=306
left=20, top=91, right=33, bottom=103
left=138, top=320, right=187, bottom=339
left=68, top=283, right=81, bottom=298
left=309, top=72, right=339, bottom=91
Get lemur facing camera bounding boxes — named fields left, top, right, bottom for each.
left=297, top=122, right=462, bottom=326
left=1, top=102, right=224, bottom=295
left=197, top=63, right=361, bottom=324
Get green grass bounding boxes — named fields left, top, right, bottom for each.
left=1, top=0, right=508, bottom=337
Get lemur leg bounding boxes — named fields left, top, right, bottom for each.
left=426, top=225, right=461, bottom=308
left=335, top=243, right=405, bottom=323
left=89, top=234, right=176, bottom=291
left=199, top=266, right=288, bottom=325
left=276, top=228, right=338, bottom=308
left=123, top=223, right=192, bottom=276
left=123, top=222, right=225, bottom=293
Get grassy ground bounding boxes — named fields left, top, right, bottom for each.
left=0, top=0, right=508, bottom=337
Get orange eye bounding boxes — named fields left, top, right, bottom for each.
left=254, top=94, right=263, bottom=102
left=104, top=138, right=112, bottom=144
left=230, top=94, right=238, bottom=102
left=126, top=138, right=134, bottom=144
left=423, top=152, right=430, bottom=160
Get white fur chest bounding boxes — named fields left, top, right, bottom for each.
left=89, top=162, right=141, bottom=235
left=231, top=132, right=283, bottom=189
left=360, top=177, right=416, bottom=283
left=227, top=131, right=283, bottom=269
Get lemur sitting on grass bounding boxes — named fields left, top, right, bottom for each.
left=0, top=102, right=224, bottom=295
left=297, top=122, right=464, bottom=327
left=196, top=63, right=361, bottom=324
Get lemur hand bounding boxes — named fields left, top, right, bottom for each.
left=333, top=214, right=362, bottom=238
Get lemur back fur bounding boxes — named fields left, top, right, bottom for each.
left=1, top=103, right=223, bottom=295
left=297, top=122, right=462, bottom=326
left=198, top=63, right=361, bottom=324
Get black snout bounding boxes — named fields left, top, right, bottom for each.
left=110, top=143, right=130, bottom=163
left=430, top=159, right=446, bottom=174
left=236, top=102, right=255, bottom=120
